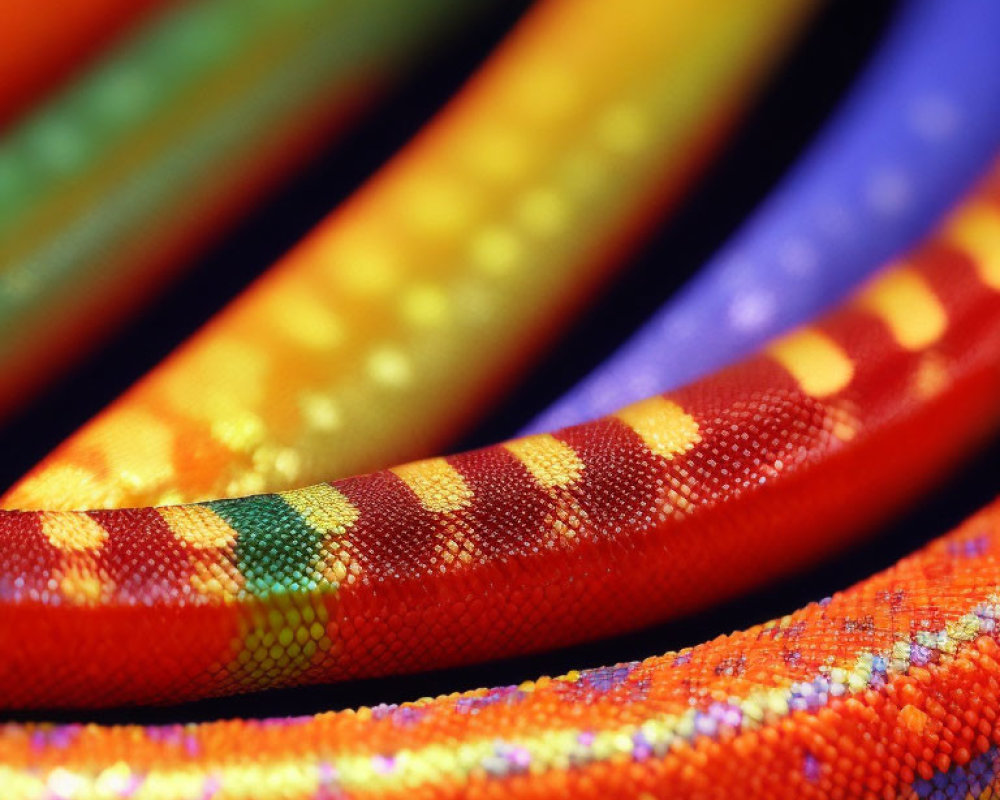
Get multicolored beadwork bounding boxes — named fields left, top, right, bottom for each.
left=6, top=500, right=1000, bottom=798
left=6, top=5, right=1000, bottom=799
left=3, top=163, right=1000, bottom=714
left=2, top=0, right=809, bottom=508
left=526, top=0, right=1000, bottom=434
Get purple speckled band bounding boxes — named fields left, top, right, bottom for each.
left=525, top=0, right=1000, bottom=434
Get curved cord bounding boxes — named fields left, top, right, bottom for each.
left=2, top=0, right=810, bottom=510
left=0, top=0, right=490, bottom=422
left=2, top=159, right=999, bottom=712
left=526, top=0, right=1000, bottom=434
left=3, top=149, right=1000, bottom=800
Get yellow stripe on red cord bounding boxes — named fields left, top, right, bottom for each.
left=3, top=164, right=1000, bottom=716
left=2, top=0, right=812, bottom=512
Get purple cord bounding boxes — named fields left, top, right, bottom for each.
left=524, top=0, right=1000, bottom=434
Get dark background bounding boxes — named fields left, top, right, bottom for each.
left=14, top=0, right=995, bottom=726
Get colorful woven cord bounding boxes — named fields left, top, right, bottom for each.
left=0, top=0, right=485, bottom=421
left=0, top=155, right=999, bottom=708
left=7, top=500, right=1000, bottom=799
left=4, top=156, right=1000, bottom=711
left=3, top=109, right=1000, bottom=800
left=2, top=0, right=810, bottom=511
left=526, top=0, right=1000, bottom=434
left=9, top=5, right=1000, bottom=800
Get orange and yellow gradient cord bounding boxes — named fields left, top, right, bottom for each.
left=4, top=0, right=813, bottom=511
left=0, top=0, right=490, bottom=422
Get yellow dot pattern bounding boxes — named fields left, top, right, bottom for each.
left=58, top=565, right=105, bottom=606
left=503, top=434, right=585, bottom=489
left=3, top=464, right=101, bottom=513
left=946, top=201, right=1000, bottom=290
left=401, top=284, right=449, bottom=328
left=767, top=328, right=855, bottom=398
left=278, top=483, right=360, bottom=534
left=39, top=511, right=107, bottom=551
left=80, top=408, right=177, bottom=506
left=613, top=396, right=701, bottom=459
left=911, top=352, right=950, bottom=402
left=858, top=267, right=947, bottom=350
left=158, top=505, right=237, bottom=550
left=391, top=458, right=474, bottom=513
left=264, top=282, right=345, bottom=350
left=0, top=0, right=811, bottom=512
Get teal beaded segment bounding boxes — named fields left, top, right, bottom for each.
left=208, top=495, right=326, bottom=599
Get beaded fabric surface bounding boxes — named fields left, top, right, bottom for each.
left=526, top=0, right=1000, bottom=434
left=1, top=154, right=999, bottom=724
left=1, top=0, right=809, bottom=509
left=6, top=4, right=1000, bottom=800
left=5, top=500, right=1000, bottom=799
